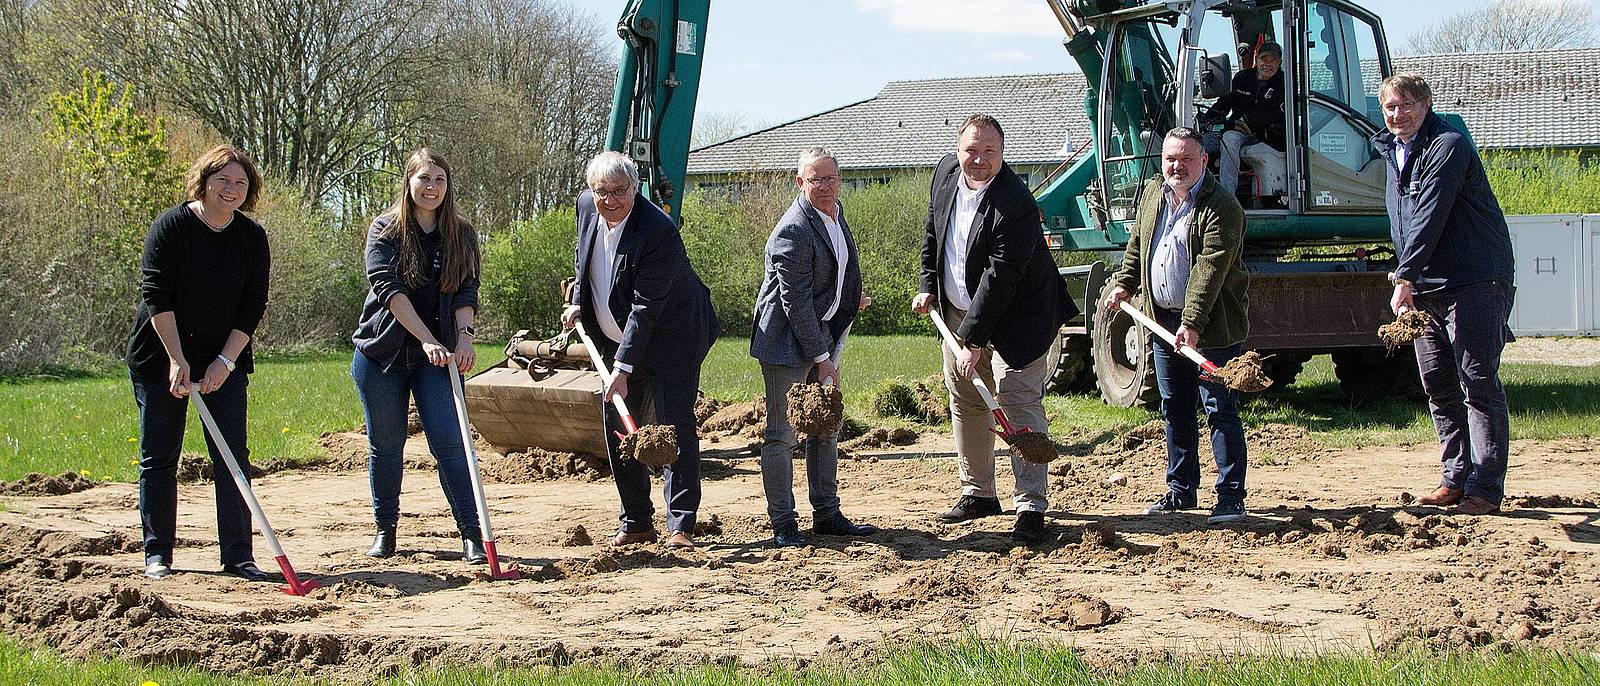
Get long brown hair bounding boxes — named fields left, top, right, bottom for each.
left=378, top=148, right=478, bottom=293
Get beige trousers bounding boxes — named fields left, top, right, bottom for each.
left=940, top=306, right=1051, bottom=513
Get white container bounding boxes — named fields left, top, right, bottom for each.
left=1505, top=214, right=1594, bottom=336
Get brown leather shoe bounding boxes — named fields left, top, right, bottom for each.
left=664, top=531, right=696, bottom=549
left=1418, top=485, right=1465, bottom=506
left=610, top=529, right=658, bottom=546
left=1450, top=495, right=1499, bottom=516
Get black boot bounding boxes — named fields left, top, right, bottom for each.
left=367, top=524, right=397, bottom=558
left=461, top=527, right=488, bottom=565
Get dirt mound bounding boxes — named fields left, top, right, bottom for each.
left=700, top=398, right=765, bottom=439
left=483, top=449, right=608, bottom=483
left=840, top=427, right=918, bottom=452
left=320, top=432, right=426, bottom=472
left=787, top=383, right=844, bottom=437
left=558, top=525, right=594, bottom=547
left=869, top=376, right=948, bottom=424
left=693, top=395, right=725, bottom=425
left=1040, top=593, right=1124, bottom=630
left=1211, top=350, right=1272, bottom=392
left=1506, top=494, right=1600, bottom=509
left=0, top=523, right=140, bottom=558
left=1379, top=310, right=1432, bottom=351
left=1007, top=431, right=1058, bottom=465
left=0, top=472, right=99, bottom=496
left=308, top=579, right=404, bottom=602
left=621, top=425, right=677, bottom=467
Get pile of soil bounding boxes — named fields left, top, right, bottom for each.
left=482, top=449, right=609, bottom=483
left=840, top=427, right=918, bottom=452
left=913, top=375, right=950, bottom=423
left=558, top=525, right=594, bottom=547
left=1211, top=350, right=1272, bottom=392
left=318, top=432, right=430, bottom=472
left=1379, top=310, right=1432, bottom=351
left=1007, top=431, right=1058, bottom=465
left=786, top=383, right=844, bottom=437
left=869, top=376, right=948, bottom=424
left=0, top=472, right=99, bottom=497
left=308, top=579, right=404, bottom=602
left=693, top=395, right=725, bottom=425
left=699, top=398, right=765, bottom=439
left=621, top=425, right=678, bottom=467
left=1040, top=593, right=1123, bottom=630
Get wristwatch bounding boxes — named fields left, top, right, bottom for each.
left=217, top=354, right=236, bottom=372
left=458, top=324, right=477, bottom=338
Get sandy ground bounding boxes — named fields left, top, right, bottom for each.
left=1, top=426, right=1597, bottom=678
left=1502, top=337, right=1600, bottom=366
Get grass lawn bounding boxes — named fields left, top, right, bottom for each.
left=2, top=338, right=1598, bottom=484
left=2, top=636, right=1597, bottom=686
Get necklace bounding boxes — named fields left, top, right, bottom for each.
left=192, top=202, right=232, bottom=231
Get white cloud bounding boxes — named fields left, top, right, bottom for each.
left=853, top=0, right=1062, bottom=37
left=983, top=50, right=1034, bottom=62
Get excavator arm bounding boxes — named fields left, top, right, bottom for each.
left=608, top=0, right=711, bottom=223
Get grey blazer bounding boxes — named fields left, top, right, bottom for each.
left=749, top=195, right=862, bottom=368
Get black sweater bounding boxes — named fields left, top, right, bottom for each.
left=126, top=203, right=271, bottom=377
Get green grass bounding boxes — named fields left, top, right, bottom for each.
left=1, top=636, right=1598, bottom=685
left=3, top=338, right=1598, bottom=483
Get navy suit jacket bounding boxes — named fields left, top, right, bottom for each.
left=919, top=154, right=1077, bottom=368
left=749, top=195, right=862, bottom=367
left=569, top=190, right=718, bottom=379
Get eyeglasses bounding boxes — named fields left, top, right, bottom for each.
left=592, top=185, right=632, bottom=200
left=1383, top=100, right=1424, bottom=115
left=803, top=175, right=840, bottom=186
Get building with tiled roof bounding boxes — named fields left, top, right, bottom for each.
left=687, top=47, right=1599, bottom=189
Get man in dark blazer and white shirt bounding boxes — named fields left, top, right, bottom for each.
left=750, top=147, right=879, bottom=548
left=912, top=115, right=1078, bottom=544
left=562, top=151, right=719, bottom=550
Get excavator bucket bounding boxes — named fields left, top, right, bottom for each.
left=462, top=330, right=608, bottom=457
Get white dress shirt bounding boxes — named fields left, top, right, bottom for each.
left=587, top=210, right=632, bottom=372
left=941, top=176, right=990, bottom=311
left=1150, top=172, right=1203, bottom=311
left=817, top=203, right=849, bottom=322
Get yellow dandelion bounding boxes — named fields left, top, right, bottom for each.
left=128, top=437, right=138, bottom=443
left=79, top=469, right=89, bottom=475
left=141, top=681, right=160, bottom=686
left=281, top=426, right=290, bottom=433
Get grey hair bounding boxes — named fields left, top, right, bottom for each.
left=1379, top=73, right=1432, bottom=105
left=796, top=146, right=839, bottom=176
left=585, top=150, right=640, bottom=190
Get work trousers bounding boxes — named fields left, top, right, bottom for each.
left=131, top=368, right=254, bottom=567
left=940, top=306, right=1051, bottom=514
left=1413, top=280, right=1514, bottom=506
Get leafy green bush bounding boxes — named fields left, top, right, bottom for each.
left=478, top=210, right=577, bottom=339
left=252, top=181, right=365, bottom=349
left=1485, top=150, right=1600, bottom=215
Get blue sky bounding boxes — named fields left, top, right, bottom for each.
left=569, top=0, right=1578, bottom=131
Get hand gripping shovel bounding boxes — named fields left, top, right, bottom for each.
left=445, top=355, right=521, bottom=580
left=1116, top=301, right=1225, bottom=383
left=189, top=391, right=319, bottom=596
left=572, top=322, right=640, bottom=438
left=926, top=310, right=1031, bottom=442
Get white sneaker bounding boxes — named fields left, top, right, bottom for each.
left=144, top=561, right=173, bottom=579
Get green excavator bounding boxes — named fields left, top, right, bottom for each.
left=468, top=0, right=1449, bottom=453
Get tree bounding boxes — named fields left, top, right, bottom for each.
left=692, top=109, right=766, bottom=149
left=1409, top=0, right=1597, bottom=54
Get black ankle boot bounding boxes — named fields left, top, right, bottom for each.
left=461, top=527, right=487, bottom=565
left=367, top=524, right=397, bottom=558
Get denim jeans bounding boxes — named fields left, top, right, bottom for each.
left=1413, top=281, right=1513, bottom=505
left=603, top=370, right=702, bottom=535
left=759, top=362, right=841, bottom=530
left=351, top=349, right=480, bottom=534
left=131, top=368, right=254, bottom=567
left=1151, top=308, right=1248, bottom=503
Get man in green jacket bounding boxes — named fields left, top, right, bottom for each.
left=1103, top=127, right=1251, bottom=524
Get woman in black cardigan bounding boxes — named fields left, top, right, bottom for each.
left=127, top=145, right=271, bottom=581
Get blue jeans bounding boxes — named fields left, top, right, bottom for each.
left=759, top=362, right=841, bottom=530
left=131, top=368, right=254, bottom=567
left=1151, top=308, right=1248, bottom=503
left=1413, top=281, right=1513, bottom=506
left=351, top=349, right=480, bottom=534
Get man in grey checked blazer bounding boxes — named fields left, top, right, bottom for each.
left=749, top=147, right=879, bottom=548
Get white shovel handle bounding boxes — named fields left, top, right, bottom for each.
left=572, top=322, right=636, bottom=425
left=926, top=309, right=1003, bottom=412
left=1116, top=301, right=1217, bottom=372
left=446, top=356, right=496, bottom=543
left=190, top=391, right=286, bottom=560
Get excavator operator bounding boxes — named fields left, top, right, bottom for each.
left=1201, top=41, right=1285, bottom=202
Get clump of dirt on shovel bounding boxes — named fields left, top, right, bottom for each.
left=1379, top=309, right=1431, bottom=351
left=787, top=383, right=844, bottom=436
left=1212, top=350, right=1273, bottom=392
left=621, top=425, right=678, bottom=467
left=1007, top=431, right=1058, bottom=465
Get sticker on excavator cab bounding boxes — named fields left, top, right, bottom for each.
left=1318, top=132, right=1349, bottom=155
left=1315, top=190, right=1340, bottom=206
left=676, top=20, right=697, bottom=55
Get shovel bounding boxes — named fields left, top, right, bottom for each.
left=445, top=355, right=521, bottom=580
left=926, top=310, right=1032, bottom=443
left=572, top=322, right=640, bottom=438
left=1116, top=301, right=1226, bottom=383
left=189, top=391, right=320, bottom=596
